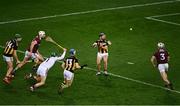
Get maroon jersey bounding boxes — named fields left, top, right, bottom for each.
left=154, top=48, right=169, bottom=64
left=27, top=36, right=41, bottom=53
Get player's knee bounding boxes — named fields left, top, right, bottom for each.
left=42, top=82, right=45, bottom=85
left=67, top=81, right=72, bottom=87
left=104, top=61, right=108, bottom=65
left=8, top=64, right=13, bottom=68
left=21, top=60, right=27, bottom=65
left=97, top=62, right=101, bottom=66
left=40, top=81, right=45, bottom=85
left=67, top=84, right=72, bottom=87
left=34, top=58, right=39, bottom=63
left=8, top=67, right=13, bottom=71
left=162, top=76, right=168, bottom=81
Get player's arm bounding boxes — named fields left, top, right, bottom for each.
left=107, top=40, right=112, bottom=45
left=75, top=63, right=88, bottom=70
left=75, top=63, right=81, bottom=69
left=167, top=52, right=170, bottom=62
left=13, top=50, right=20, bottom=64
left=13, top=42, right=20, bottom=64
left=151, top=56, right=157, bottom=67
left=92, top=42, right=98, bottom=48
left=57, top=48, right=67, bottom=61
left=61, top=62, right=65, bottom=69
left=168, top=56, right=170, bottom=62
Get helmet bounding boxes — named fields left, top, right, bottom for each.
left=15, top=34, right=22, bottom=39
left=99, top=32, right=105, bottom=37
left=51, top=52, right=57, bottom=57
left=15, top=34, right=22, bottom=42
left=157, top=42, right=165, bottom=48
left=69, top=49, right=76, bottom=56
left=38, top=31, right=46, bottom=38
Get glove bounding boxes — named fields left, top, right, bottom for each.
left=80, top=64, right=88, bottom=69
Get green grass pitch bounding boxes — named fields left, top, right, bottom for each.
left=0, top=0, right=180, bottom=105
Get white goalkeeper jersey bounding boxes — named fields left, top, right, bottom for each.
left=40, top=51, right=66, bottom=70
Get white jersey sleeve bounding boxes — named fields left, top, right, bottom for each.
left=56, top=51, right=66, bottom=61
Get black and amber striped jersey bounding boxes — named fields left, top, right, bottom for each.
left=64, top=56, right=78, bottom=72
left=95, top=40, right=110, bottom=53
left=3, top=39, right=18, bottom=57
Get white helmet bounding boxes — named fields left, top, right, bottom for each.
left=38, top=31, right=46, bottom=38
left=157, top=42, right=165, bottom=48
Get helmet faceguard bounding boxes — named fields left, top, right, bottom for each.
left=157, top=42, right=165, bottom=48
left=38, top=31, right=46, bottom=39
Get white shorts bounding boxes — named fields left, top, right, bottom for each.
left=63, top=70, right=74, bottom=81
left=36, top=65, right=48, bottom=77
left=25, top=51, right=38, bottom=60
left=3, top=55, right=13, bottom=62
left=158, top=63, right=169, bottom=73
left=97, top=52, right=109, bottom=60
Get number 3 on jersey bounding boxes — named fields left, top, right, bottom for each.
left=65, top=59, right=73, bottom=70
left=67, top=59, right=73, bottom=65
left=160, top=53, right=165, bottom=60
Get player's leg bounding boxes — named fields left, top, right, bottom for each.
left=12, top=51, right=30, bottom=75
left=159, top=64, right=173, bottom=89
left=35, top=53, right=44, bottom=64
left=5, top=61, right=13, bottom=77
left=12, top=57, right=29, bottom=75
left=103, top=54, right=108, bottom=75
left=30, top=76, right=46, bottom=92
left=37, top=53, right=44, bottom=62
left=3, top=57, right=13, bottom=84
left=59, top=70, right=74, bottom=93
left=96, top=53, right=102, bottom=75
left=32, top=53, right=44, bottom=70
left=33, top=75, right=41, bottom=82
left=160, top=72, right=170, bottom=85
left=65, top=74, right=74, bottom=87
left=164, top=63, right=174, bottom=90
left=61, top=78, right=73, bottom=89
left=30, top=67, right=47, bottom=91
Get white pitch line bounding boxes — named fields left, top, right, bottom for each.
left=0, top=45, right=180, bottom=94
left=147, top=13, right=180, bottom=18
left=127, top=62, right=135, bottom=65
left=0, top=0, right=179, bottom=25
left=146, top=17, right=180, bottom=26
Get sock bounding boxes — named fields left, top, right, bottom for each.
left=12, top=67, right=19, bottom=74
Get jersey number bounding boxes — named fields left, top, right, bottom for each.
left=160, top=53, right=165, bottom=60
left=7, top=42, right=13, bottom=48
left=66, top=59, right=73, bottom=70
left=67, top=59, right=73, bottom=65
left=46, top=58, right=50, bottom=62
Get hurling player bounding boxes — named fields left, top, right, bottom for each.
left=2, top=34, right=22, bottom=84
left=29, top=48, right=67, bottom=92
left=151, top=42, right=173, bottom=90
left=58, top=49, right=87, bottom=94
left=12, top=31, right=46, bottom=76
left=92, top=33, right=112, bottom=76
